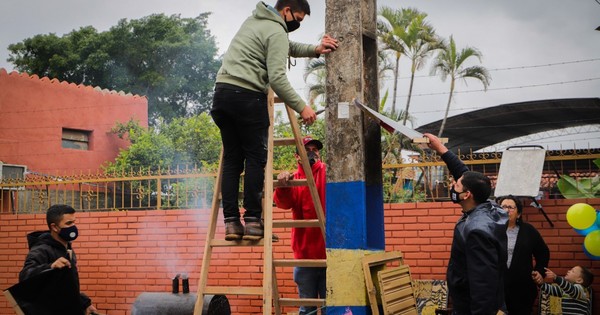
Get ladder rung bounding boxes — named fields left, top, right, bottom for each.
left=274, top=259, right=326, bottom=268
left=273, top=219, right=320, bottom=228
left=204, top=286, right=263, bottom=296
left=210, top=239, right=266, bottom=247
left=274, top=137, right=296, bottom=146
left=278, top=298, right=326, bottom=307
left=273, top=179, right=308, bottom=187
left=209, top=237, right=281, bottom=246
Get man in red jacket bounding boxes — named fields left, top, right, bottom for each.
left=274, top=136, right=326, bottom=315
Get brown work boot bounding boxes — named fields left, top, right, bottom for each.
left=224, top=218, right=244, bottom=241
left=242, top=217, right=264, bottom=241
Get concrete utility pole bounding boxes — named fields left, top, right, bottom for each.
left=324, top=0, right=384, bottom=314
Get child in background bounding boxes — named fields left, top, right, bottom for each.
left=532, top=266, right=593, bottom=315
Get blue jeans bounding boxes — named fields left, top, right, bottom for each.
left=211, top=83, right=269, bottom=220
left=294, top=267, right=326, bottom=315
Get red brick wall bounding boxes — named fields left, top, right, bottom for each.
left=1, top=199, right=599, bottom=314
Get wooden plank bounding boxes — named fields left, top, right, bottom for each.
left=377, top=265, right=417, bottom=315
left=285, top=105, right=326, bottom=238
left=204, top=286, right=263, bottom=296
left=193, top=149, right=225, bottom=315
left=412, top=137, right=448, bottom=144
left=362, top=251, right=404, bottom=315
left=272, top=219, right=320, bottom=228
left=273, top=179, right=308, bottom=188
left=273, top=268, right=282, bottom=315
left=274, top=138, right=296, bottom=146
left=262, top=89, right=276, bottom=315
left=210, top=239, right=266, bottom=247
left=3, top=290, right=25, bottom=315
left=362, top=251, right=404, bottom=266
left=383, top=288, right=414, bottom=303
left=273, top=259, right=327, bottom=268
left=278, top=298, right=326, bottom=307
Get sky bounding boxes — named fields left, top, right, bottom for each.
left=1, top=0, right=599, bottom=150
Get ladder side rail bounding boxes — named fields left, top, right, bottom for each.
left=273, top=267, right=282, bottom=315
left=262, top=90, right=276, bottom=315
left=193, top=149, right=225, bottom=315
left=285, top=105, right=326, bottom=239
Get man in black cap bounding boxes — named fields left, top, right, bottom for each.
left=274, top=136, right=326, bottom=315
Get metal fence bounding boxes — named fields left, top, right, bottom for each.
left=0, top=166, right=216, bottom=214
left=2, top=148, right=599, bottom=214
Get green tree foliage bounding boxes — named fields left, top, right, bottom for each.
left=104, top=113, right=221, bottom=173
left=272, top=110, right=326, bottom=172
left=557, top=158, right=600, bottom=198
left=8, top=13, right=221, bottom=124
left=104, top=111, right=319, bottom=174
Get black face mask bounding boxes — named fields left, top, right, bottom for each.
left=449, top=186, right=464, bottom=204
left=58, top=225, right=79, bottom=242
left=307, top=151, right=319, bottom=166
left=285, top=8, right=300, bottom=32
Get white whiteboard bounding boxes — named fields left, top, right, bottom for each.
left=494, top=146, right=546, bottom=198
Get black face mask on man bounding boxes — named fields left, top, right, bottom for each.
left=449, top=186, right=464, bottom=204
left=285, top=8, right=300, bottom=32
left=307, top=151, right=319, bottom=166
left=58, top=225, right=79, bottom=242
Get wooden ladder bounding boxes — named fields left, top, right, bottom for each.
left=193, top=91, right=326, bottom=315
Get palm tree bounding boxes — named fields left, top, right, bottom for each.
left=431, top=35, right=491, bottom=137
left=303, top=57, right=326, bottom=106
left=399, top=16, right=444, bottom=125
left=377, top=6, right=424, bottom=120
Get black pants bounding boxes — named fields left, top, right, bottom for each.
left=210, top=83, right=269, bottom=220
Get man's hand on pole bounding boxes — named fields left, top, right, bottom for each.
left=315, top=34, right=339, bottom=55
left=301, top=106, right=316, bottom=125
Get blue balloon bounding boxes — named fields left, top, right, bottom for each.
left=583, top=245, right=600, bottom=260
left=596, top=210, right=600, bottom=229
left=574, top=225, right=600, bottom=236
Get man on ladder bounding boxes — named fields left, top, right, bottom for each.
left=209, top=0, right=338, bottom=241
left=275, top=136, right=327, bottom=315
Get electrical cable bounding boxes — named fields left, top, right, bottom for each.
left=397, top=77, right=600, bottom=98
left=385, top=57, right=600, bottom=80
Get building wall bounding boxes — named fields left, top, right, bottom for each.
left=0, top=199, right=599, bottom=315
left=0, top=69, right=148, bottom=173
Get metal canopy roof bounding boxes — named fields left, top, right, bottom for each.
left=415, top=98, right=600, bottom=152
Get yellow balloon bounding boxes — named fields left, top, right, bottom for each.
left=566, top=203, right=596, bottom=230
left=584, top=230, right=600, bottom=256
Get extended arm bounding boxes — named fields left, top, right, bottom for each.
left=555, top=276, right=588, bottom=299
left=424, top=133, right=468, bottom=180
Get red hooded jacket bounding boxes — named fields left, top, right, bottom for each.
left=273, top=160, right=326, bottom=259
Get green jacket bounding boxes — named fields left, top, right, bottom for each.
left=216, top=1, right=317, bottom=113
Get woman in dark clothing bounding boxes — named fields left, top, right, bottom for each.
left=497, top=195, right=550, bottom=315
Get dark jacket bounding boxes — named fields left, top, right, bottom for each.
left=504, top=221, right=549, bottom=314
left=19, top=231, right=91, bottom=311
left=441, top=151, right=508, bottom=314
